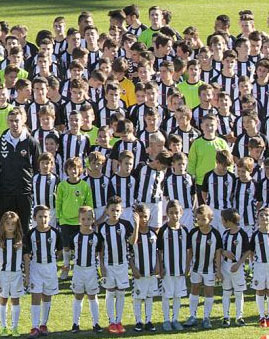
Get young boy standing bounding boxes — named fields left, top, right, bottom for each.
left=98, top=196, right=133, bottom=334
left=184, top=205, right=222, bottom=329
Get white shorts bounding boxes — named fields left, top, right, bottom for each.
left=221, top=262, right=246, bottom=292
left=121, top=207, right=134, bottom=227
left=212, top=209, right=226, bottom=236
left=190, top=271, right=215, bottom=286
left=133, top=276, right=159, bottom=299
left=102, top=263, right=129, bottom=290
left=72, top=265, right=99, bottom=295
left=161, top=275, right=187, bottom=298
left=251, top=263, right=269, bottom=290
left=0, top=271, right=24, bottom=298
left=94, top=206, right=106, bottom=220
left=146, top=202, right=163, bottom=229
left=30, top=262, right=58, bottom=295
left=181, top=208, right=194, bottom=230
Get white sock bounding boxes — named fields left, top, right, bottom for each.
left=115, top=290, right=125, bottom=323
left=31, top=305, right=41, bottom=328
left=234, top=291, right=244, bottom=319
left=145, top=297, right=153, bottom=323
left=222, top=290, right=232, bottom=318
left=204, top=297, right=214, bottom=319
left=41, top=301, right=51, bottom=326
left=189, top=294, right=199, bottom=317
left=89, top=297, right=99, bottom=326
left=11, top=305, right=20, bottom=329
left=172, top=297, right=181, bottom=322
left=106, top=290, right=115, bottom=324
left=133, top=299, right=142, bottom=323
left=63, top=250, right=71, bottom=267
left=0, top=305, right=7, bottom=328
left=256, top=295, right=265, bottom=318
left=73, top=299, right=83, bottom=325
left=162, top=297, right=170, bottom=322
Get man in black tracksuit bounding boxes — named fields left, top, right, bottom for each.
left=0, top=107, right=41, bottom=234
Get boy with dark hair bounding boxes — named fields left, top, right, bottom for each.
left=248, top=30, right=263, bottom=64
left=138, top=6, right=163, bottom=48
left=158, top=61, right=176, bottom=107
left=52, top=16, right=67, bottom=56
left=234, top=37, right=255, bottom=79
left=123, top=4, right=148, bottom=37
left=153, top=34, right=173, bottom=72
left=60, top=28, right=81, bottom=71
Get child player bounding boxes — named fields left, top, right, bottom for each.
left=164, top=153, right=196, bottom=230
left=221, top=208, right=249, bottom=327
left=24, top=205, right=62, bottom=338
left=184, top=205, right=222, bottom=329
left=158, top=200, right=189, bottom=331
left=129, top=204, right=159, bottom=333
left=56, top=157, right=92, bottom=280
left=98, top=196, right=133, bottom=334
left=250, top=207, right=269, bottom=328
left=71, top=206, right=102, bottom=334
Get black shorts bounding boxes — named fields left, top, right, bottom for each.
left=60, top=225, right=80, bottom=248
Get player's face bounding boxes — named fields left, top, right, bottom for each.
left=135, top=90, right=145, bottom=105
left=159, top=41, right=172, bottom=56
left=218, top=95, right=231, bottom=110
left=196, top=212, right=212, bottom=227
left=6, top=39, right=18, bottom=52
left=131, top=50, right=140, bottom=63
left=39, top=44, right=53, bottom=56
left=69, top=33, right=81, bottom=49
left=67, top=165, right=80, bottom=179
left=106, top=89, right=120, bottom=106
left=237, top=166, right=249, bottom=180
left=11, top=29, right=26, bottom=44
left=149, top=9, right=162, bottom=26
left=119, top=157, right=134, bottom=174
left=201, top=119, right=217, bottom=135
left=125, top=14, right=133, bottom=26
left=176, top=111, right=191, bottom=127
left=262, top=42, right=269, bottom=58
left=123, top=40, right=134, bottom=53
left=7, top=114, right=24, bottom=137
left=138, top=66, right=151, bottom=83
left=37, top=57, right=49, bottom=70
left=173, top=159, right=187, bottom=173
left=211, top=41, right=225, bottom=53
left=144, top=114, right=159, bottom=129
left=258, top=209, right=269, bottom=227
left=146, top=89, right=158, bottom=105
left=85, top=29, right=98, bottom=45
left=35, top=210, right=50, bottom=228
left=200, top=89, right=213, bottom=103
left=221, top=216, right=229, bottom=229
left=81, top=111, right=94, bottom=125
left=265, top=166, right=269, bottom=179
left=250, top=40, right=262, bottom=55
left=45, top=138, right=58, bottom=153
left=33, top=83, right=48, bottom=101
left=138, top=210, right=150, bottom=228
left=104, top=47, right=117, bottom=60
left=249, top=147, right=263, bottom=161
left=160, top=67, right=170, bottom=81
left=188, top=65, right=200, bottom=79
left=69, top=114, right=82, bottom=131
left=79, top=210, right=94, bottom=229
left=53, top=21, right=65, bottom=35
left=256, top=66, right=268, bottom=80
left=106, top=203, right=122, bottom=221
left=199, top=52, right=211, bottom=67
left=97, top=130, right=110, bottom=146
left=5, top=72, right=17, bottom=86
left=239, top=81, right=252, bottom=95
left=4, top=218, right=17, bottom=235
left=240, top=20, right=254, bottom=34
left=70, top=67, right=83, bottom=80
left=222, top=57, right=236, bottom=71
left=237, top=41, right=250, bottom=56
left=39, top=160, right=53, bottom=175
left=20, top=84, right=32, bottom=100
left=9, top=52, right=23, bottom=65
left=40, top=115, right=54, bottom=129
left=167, top=206, right=182, bottom=224
left=242, top=116, right=256, bottom=132
left=150, top=141, right=165, bottom=155
left=71, top=88, right=84, bottom=102
left=99, top=63, right=111, bottom=76
left=90, top=159, right=103, bottom=173
left=169, top=142, right=182, bottom=154
left=0, top=89, right=8, bottom=105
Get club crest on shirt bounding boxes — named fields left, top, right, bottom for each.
left=149, top=237, right=155, bottom=243
left=233, top=240, right=239, bottom=245
left=20, top=149, right=27, bottom=157
left=102, top=183, right=106, bottom=188
left=135, top=289, right=140, bottom=295
left=116, top=228, right=122, bottom=235
left=207, top=239, right=212, bottom=245
left=128, top=182, right=133, bottom=188
left=75, top=190, right=80, bottom=197
left=246, top=188, right=251, bottom=194
left=89, top=239, right=93, bottom=245
left=47, top=237, right=52, bottom=244
left=254, top=280, right=259, bottom=286
left=224, top=181, right=229, bottom=186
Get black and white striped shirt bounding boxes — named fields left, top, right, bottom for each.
left=211, top=73, right=239, bottom=101
left=257, top=176, right=269, bottom=207
left=0, top=240, right=22, bottom=272
left=25, top=227, right=62, bottom=264
left=161, top=114, right=178, bottom=134
left=250, top=230, right=269, bottom=263
left=201, top=68, right=220, bottom=84
left=73, top=232, right=99, bottom=267
left=62, top=99, right=91, bottom=129
left=217, top=113, right=235, bottom=139
left=110, top=139, right=147, bottom=169
left=27, top=101, right=58, bottom=131
left=190, top=227, right=222, bottom=274
left=33, top=173, right=59, bottom=210
left=232, top=132, right=269, bottom=159
left=60, top=132, right=90, bottom=165
left=84, top=174, right=109, bottom=208
left=95, top=106, right=126, bottom=128
left=88, top=50, right=103, bottom=74
left=53, top=39, right=67, bottom=56
left=108, top=174, right=136, bottom=208
left=222, top=228, right=249, bottom=263
left=252, top=82, right=269, bottom=116
left=164, top=172, right=195, bottom=209
left=171, top=126, right=201, bottom=154
left=158, top=81, right=176, bottom=107
left=98, top=219, right=132, bottom=266
left=135, top=164, right=165, bottom=203
left=132, top=104, right=166, bottom=133
left=234, top=60, right=255, bottom=79
left=211, top=59, right=222, bottom=72
left=59, top=50, right=73, bottom=71
left=127, top=24, right=148, bottom=37
left=157, top=223, right=189, bottom=276
left=89, top=145, right=112, bottom=178
left=132, top=230, right=157, bottom=276
left=192, top=105, right=218, bottom=130
left=233, top=178, right=258, bottom=226
left=202, top=170, right=235, bottom=210
left=88, top=85, right=105, bottom=103
left=31, top=128, right=61, bottom=152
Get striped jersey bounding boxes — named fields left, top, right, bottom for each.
left=108, top=174, right=136, bottom=208
left=32, top=173, right=59, bottom=209
left=250, top=230, right=269, bottom=263
left=73, top=231, right=99, bottom=267
left=172, top=126, right=201, bottom=154
left=222, top=228, right=249, bottom=263
left=84, top=174, right=109, bottom=208
left=0, top=240, right=22, bottom=272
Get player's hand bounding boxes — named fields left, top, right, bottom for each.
left=159, top=267, right=165, bottom=279
left=133, top=212, right=140, bottom=226
left=24, top=275, right=29, bottom=288
left=230, top=263, right=239, bottom=273
left=223, top=250, right=235, bottom=260
left=185, top=266, right=190, bottom=277
left=100, top=266, right=106, bottom=277
left=216, top=270, right=223, bottom=282
left=132, top=267, right=141, bottom=279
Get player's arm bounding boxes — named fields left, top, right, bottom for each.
left=215, top=248, right=223, bottom=281
left=185, top=248, right=192, bottom=276
left=129, top=255, right=141, bottom=279
left=128, top=212, right=140, bottom=245
left=230, top=250, right=250, bottom=273
left=23, top=254, right=31, bottom=287
left=99, top=243, right=106, bottom=277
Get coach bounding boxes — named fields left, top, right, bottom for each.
left=0, top=107, right=41, bottom=234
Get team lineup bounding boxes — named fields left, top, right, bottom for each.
left=0, top=3, right=268, bottom=338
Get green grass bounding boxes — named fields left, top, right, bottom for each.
left=1, top=0, right=269, bottom=337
